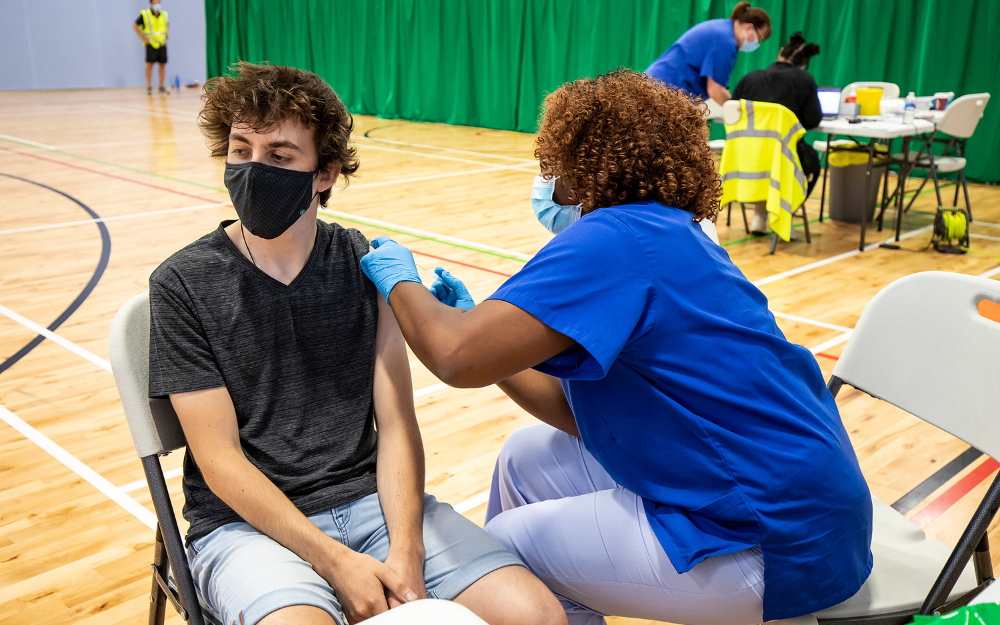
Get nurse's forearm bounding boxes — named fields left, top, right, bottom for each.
left=388, top=282, right=574, bottom=388
left=706, top=77, right=731, bottom=106
left=497, top=369, right=579, bottom=437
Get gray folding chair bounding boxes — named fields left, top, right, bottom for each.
left=109, top=291, right=221, bottom=625
left=808, top=271, right=1000, bottom=625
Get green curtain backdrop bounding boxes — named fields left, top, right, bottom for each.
left=205, top=0, right=1000, bottom=183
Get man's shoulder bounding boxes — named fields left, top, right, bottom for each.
left=150, top=227, right=229, bottom=292
left=318, top=219, right=370, bottom=258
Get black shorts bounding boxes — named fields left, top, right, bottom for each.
left=145, top=44, right=167, bottom=64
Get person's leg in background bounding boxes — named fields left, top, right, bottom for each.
left=750, top=202, right=769, bottom=236
left=484, top=424, right=765, bottom=625
left=158, top=61, right=166, bottom=90
left=145, top=61, right=154, bottom=95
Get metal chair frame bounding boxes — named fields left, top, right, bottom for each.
left=819, top=376, right=997, bottom=625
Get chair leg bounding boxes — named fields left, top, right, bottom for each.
left=961, top=170, right=973, bottom=222
left=877, top=164, right=891, bottom=231
left=149, top=526, right=168, bottom=625
left=142, top=455, right=206, bottom=625
left=770, top=233, right=779, bottom=254
left=903, top=175, right=929, bottom=213
left=801, top=205, right=811, bottom=243
left=953, top=177, right=962, bottom=207
left=819, top=136, right=830, bottom=222
left=741, top=203, right=750, bottom=234
left=928, top=164, right=944, bottom=207
left=727, top=202, right=732, bottom=226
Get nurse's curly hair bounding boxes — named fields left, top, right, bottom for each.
left=199, top=61, right=359, bottom=207
left=535, top=69, right=721, bottom=222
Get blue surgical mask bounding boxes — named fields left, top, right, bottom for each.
left=531, top=175, right=581, bottom=234
left=740, top=33, right=759, bottom=53
left=151, top=3, right=163, bottom=12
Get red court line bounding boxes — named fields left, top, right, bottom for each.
left=410, top=250, right=512, bottom=278
left=1, top=144, right=510, bottom=278
left=816, top=353, right=839, bottom=361
left=910, top=458, right=1000, bottom=528
left=0, top=145, right=220, bottom=204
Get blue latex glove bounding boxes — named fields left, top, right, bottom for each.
left=429, top=267, right=475, bottom=311
left=360, top=236, right=421, bottom=303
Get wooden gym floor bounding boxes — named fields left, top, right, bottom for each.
left=1, top=87, right=999, bottom=625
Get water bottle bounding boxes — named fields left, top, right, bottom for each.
left=903, top=92, right=916, bottom=123
left=175, top=75, right=180, bottom=91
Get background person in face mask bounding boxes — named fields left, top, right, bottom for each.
left=133, top=0, right=169, bottom=95
left=645, top=1, right=771, bottom=106
left=360, top=70, right=873, bottom=624
left=147, top=61, right=563, bottom=625
left=732, top=32, right=823, bottom=236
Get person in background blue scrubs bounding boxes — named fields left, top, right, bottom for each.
left=360, top=70, right=873, bottom=625
left=646, top=1, right=771, bottom=105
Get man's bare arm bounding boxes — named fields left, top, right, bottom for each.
left=170, top=387, right=416, bottom=621
left=133, top=22, right=148, bottom=44
left=371, top=296, right=427, bottom=605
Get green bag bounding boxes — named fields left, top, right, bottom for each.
left=913, top=602, right=1000, bottom=625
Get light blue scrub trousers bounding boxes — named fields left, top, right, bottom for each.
left=484, top=424, right=766, bottom=625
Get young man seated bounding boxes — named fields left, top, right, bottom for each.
left=148, top=61, right=565, bottom=625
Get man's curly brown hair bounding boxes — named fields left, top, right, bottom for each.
left=535, top=69, right=721, bottom=222
left=199, top=61, right=359, bottom=207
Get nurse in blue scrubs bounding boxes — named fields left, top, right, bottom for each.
left=646, top=1, right=771, bottom=105
left=360, top=70, right=873, bottom=625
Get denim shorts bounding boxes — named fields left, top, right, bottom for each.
left=187, top=493, right=524, bottom=625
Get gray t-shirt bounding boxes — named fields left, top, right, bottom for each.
left=148, top=220, right=379, bottom=541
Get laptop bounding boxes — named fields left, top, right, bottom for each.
left=818, top=87, right=842, bottom=119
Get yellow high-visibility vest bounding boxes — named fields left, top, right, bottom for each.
left=140, top=9, right=168, bottom=49
left=719, top=100, right=806, bottom=242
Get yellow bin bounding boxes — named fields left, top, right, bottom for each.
left=856, top=87, right=884, bottom=116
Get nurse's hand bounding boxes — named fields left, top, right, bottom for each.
left=361, top=236, right=421, bottom=303
left=429, top=267, right=475, bottom=311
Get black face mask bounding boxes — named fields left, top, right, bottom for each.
left=224, top=161, right=319, bottom=240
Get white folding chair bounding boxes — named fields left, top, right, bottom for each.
left=109, top=291, right=221, bottom=625
left=720, top=99, right=811, bottom=253
left=894, top=93, right=990, bottom=219
left=809, top=271, right=1000, bottom=625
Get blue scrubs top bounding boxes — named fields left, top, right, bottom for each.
left=488, top=202, right=873, bottom=621
left=645, top=19, right=738, bottom=101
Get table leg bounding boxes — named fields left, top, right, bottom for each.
left=877, top=139, right=892, bottom=232
left=859, top=140, right=875, bottom=251
left=819, top=135, right=831, bottom=222
left=894, top=136, right=911, bottom=242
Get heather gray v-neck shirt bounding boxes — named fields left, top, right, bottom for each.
left=148, top=220, right=379, bottom=542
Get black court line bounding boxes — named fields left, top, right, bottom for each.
left=891, top=446, right=984, bottom=515
left=0, top=172, right=111, bottom=375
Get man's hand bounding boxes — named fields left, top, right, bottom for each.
left=384, top=548, right=426, bottom=609
left=321, top=550, right=418, bottom=624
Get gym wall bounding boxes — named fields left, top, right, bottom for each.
left=202, top=0, right=997, bottom=184
left=0, top=0, right=206, bottom=91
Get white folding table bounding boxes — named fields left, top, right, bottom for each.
left=815, top=117, right=935, bottom=251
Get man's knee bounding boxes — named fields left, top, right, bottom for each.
left=454, top=565, right=567, bottom=625
left=257, top=605, right=337, bottom=625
